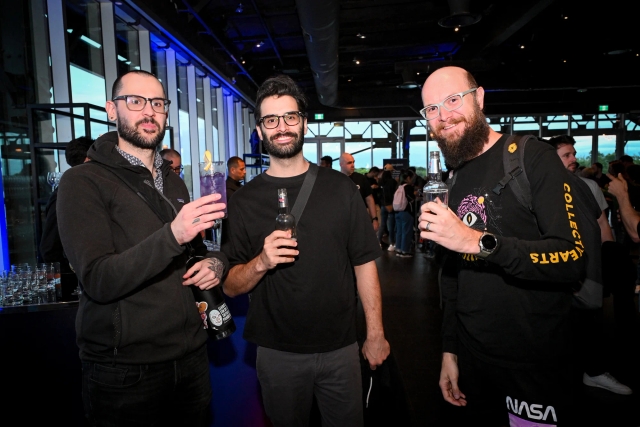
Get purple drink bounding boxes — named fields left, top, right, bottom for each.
left=199, top=161, right=227, bottom=217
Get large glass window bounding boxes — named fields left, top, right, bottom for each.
left=196, top=72, right=206, bottom=163
left=115, top=13, right=140, bottom=76
left=66, top=0, right=107, bottom=139
left=597, top=135, right=617, bottom=171
left=210, top=84, right=220, bottom=160
left=176, top=60, right=192, bottom=195
left=371, top=121, right=394, bottom=169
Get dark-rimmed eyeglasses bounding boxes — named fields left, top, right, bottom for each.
left=419, top=88, right=478, bottom=121
left=112, top=95, right=171, bottom=114
left=258, top=111, right=306, bottom=129
left=171, top=165, right=184, bottom=174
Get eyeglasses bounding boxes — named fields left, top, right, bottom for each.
left=419, top=88, right=478, bottom=121
left=171, top=165, right=184, bottom=174
left=258, top=111, right=306, bottom=129
left=112, top=95, right=171, bottom=114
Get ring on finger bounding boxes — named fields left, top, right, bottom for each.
left=426, top=221, right=432, bottom=231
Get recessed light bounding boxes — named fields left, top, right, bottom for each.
left=356, top=33, right=366, bottom=39
left=454, top=27, right=459, bottom=32
left=520, top=45, right=525, bottom=49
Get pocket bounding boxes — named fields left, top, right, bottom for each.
left=87, top=363, right=144, bottom=388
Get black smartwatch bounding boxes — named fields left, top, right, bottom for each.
left=371, top=217, right=378, bottom=222
left=476, top=231, right=498, bottom=259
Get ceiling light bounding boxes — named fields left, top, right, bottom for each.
left=454, top=27, right=459, bottom=32
left=563, top=60, right=567, bottom=63
left=356, top=33, right=366, bottom=39
left=416, top=72, right=420, bottom=75
left=353, top=58, right=360, bottom=65
left=80, top=35, right=101, bottom=49
left=242, top=60, right=246, bottom=64
left=236, top=3, right=243, bottom=13
left=397, top=81, right=419, bottom=89
left=577, top=88, right=588, bottom=93
left=520, top=45, right=525, bottom=49
left=563, top=15, right=568, bottom=19
left=256, top=41, right=264, bottom=48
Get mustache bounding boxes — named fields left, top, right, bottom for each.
left=270, top=132, right=298, bottom=141
left=136, top=118, right=161, bottom=128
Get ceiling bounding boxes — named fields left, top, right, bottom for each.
left=134, top=0, right=640, bottom=120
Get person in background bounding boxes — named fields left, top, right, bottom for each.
left=340, top=152, right=379, bottom=232
left=548, top=135, right=633, bottom=396
left=40, top=136, right=94, bottom=264
left=226, top=156, right=246, bottom=200
left=57, top=70, right=228, bottom=427
left=367, top=166, right=382, bottom=233
left=222, top=74, right=389, bottom=427
left=394, top=171, right=416, bottom=258
left=159, top=148, right=182, bottom=175
left=378, top=169, right=398, bottom=251
left=419, top=66, right=584, bottom=425
left=592, top=162, right=611, bottom=189
left=320, top=155, right=333, bottom=168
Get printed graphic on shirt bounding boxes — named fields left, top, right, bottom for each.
left=456, top=182, right=584, bottom=266
left=456, top=188, right=501, bottom=263
left=506, top=396, right=557, bottom=426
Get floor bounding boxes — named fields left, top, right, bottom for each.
left=373, top=245, right=640, bottom=427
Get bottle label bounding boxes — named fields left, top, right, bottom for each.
left=195, top=300, right=232, bottom=330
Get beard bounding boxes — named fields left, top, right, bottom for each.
left=117, top=113, right=166, bottom=150
left=432, top=103, right=490, bottom=169
left=262, top=127, right=304, bottom=159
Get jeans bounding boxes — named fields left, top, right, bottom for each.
left=81, top=345, right=212, bottom=427
left=395, top=211, right=414, bottom=253
left=378, top=208, right=396, bottom=245
left=256, top=342, right=363, bottom=427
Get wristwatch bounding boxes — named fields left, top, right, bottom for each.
left=476, top=231, right=498, bottom=259
left=371, top=217, right=378, bottom=222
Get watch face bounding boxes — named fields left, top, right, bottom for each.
left=481, top=233, right=497, bottom=250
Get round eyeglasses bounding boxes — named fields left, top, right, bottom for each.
left=112, top=95, right=171, bottom=114
left=171, top=165, right=184, bottom=174
left=419, top=88, right=478, bottom=121
left=258, top=112, right=306, bottom=129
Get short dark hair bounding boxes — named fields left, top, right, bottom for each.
left=321, top=155, right=333, bottom=164
left=547, top=135, right=576, bottom=149
left=227, top=156, right=243, bottom=170
left=254, top=75, right=308, bottom=122
left=594, top=162, right=603, bottom=170
left=368, top=166, right=380, bottom=174
left=111, top=70, right=166, bottom=99
left=65, top=136, right=94, bottom=166
left=620, top=155, right=634, bottom=164
left=159, top=148, right=180, bottom=158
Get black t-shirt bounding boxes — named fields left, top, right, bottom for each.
left=223, top=165, right=382, bottom=353
left=443, top=135, right=581, bottom=368
left=348, top=172, right=372, bottom=207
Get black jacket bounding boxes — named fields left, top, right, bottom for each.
left=57, top=131, right=228, bottom=364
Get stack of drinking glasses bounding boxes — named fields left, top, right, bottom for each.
left=1, top=263, right=61, bottom=307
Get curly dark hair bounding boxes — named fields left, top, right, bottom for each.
left=254, top=75, right=308, bottom=123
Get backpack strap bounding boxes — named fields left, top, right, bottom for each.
left=492, top=134, right=535, bottom=212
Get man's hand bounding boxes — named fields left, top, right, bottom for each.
left=171, top=194, right=226, bottom=245
left=606, top=173, right=628, bottom=200
left=256, top=230, right=298, bottom=271
left=419, top=201, right=482, bottom=254
left=183, top=258, right=223, bottom=290
left=372, top=218, right=379, bottom=232
left=361, top=334, right=390, bottom=370
left=439, top=352, right=467, bottom=406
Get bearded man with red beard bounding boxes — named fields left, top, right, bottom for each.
left=418, top=66, right=589, bottom=426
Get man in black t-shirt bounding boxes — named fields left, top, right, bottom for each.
left=418, top=66, right=585, bottom=425
left=223, top=75, right=389, bottom=427
left=339, top=152, right=379, bottom=232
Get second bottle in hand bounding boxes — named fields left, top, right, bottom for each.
left=275, top=188, right=297, bottom=239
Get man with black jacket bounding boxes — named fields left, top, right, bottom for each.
left=418, top=67, right=586, bottom=425
left=57, top=70, right=228, bottom=427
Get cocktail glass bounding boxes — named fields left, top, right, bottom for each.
left=198, top=161, right=227, bottom=218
